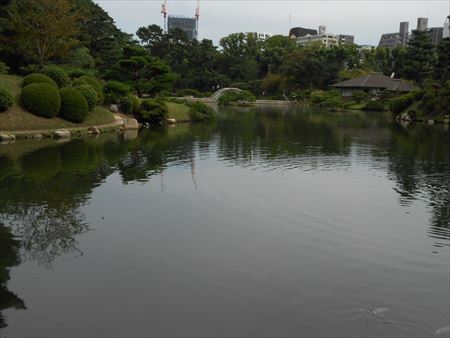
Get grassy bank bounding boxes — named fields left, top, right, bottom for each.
left=165, top=101, right=191, bottom=122
left=0, top=74, right=115, bottom=132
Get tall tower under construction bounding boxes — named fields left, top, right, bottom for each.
left=165, top=0, right=199, bottom=40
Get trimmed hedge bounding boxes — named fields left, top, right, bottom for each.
left=0, top=87, right=14, bottom=112
left=73, top=75, right=104, bottom=104
left=75, top=85, right=98, bottom=111
left=43, top=66, right=70, bottom=87
left=137, top=99, right=168, bottom=124
left=22, top=73, right=57, bottom=88
left=60, top=87, right=89, bottom=123
left=21, top=83, right=61, bottom=118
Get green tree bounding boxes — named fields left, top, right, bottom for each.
left=219, top=33, right=261, bottom=82
left=434, top=36, right=450, bottom=84
left=11, top=0, right=82, bottom=68
left=118, top=45, right=175, bottom=97
left=402, top=30, right=435, bottom=85
left=74, top=0, right=131, bottom=73
left=259, top=35, right=298, bottom=75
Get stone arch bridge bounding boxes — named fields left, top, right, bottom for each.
left=210, top=88, right=242, bottom=101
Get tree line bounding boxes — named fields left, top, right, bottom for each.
left=1, top=0, right=449, bottom=99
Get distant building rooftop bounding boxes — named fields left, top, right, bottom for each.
left=330, top=73, right=415, bottom=92
left=289, top=27, right=318, bottom=38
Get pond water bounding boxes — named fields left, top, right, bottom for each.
left=0, top=106, right=449, bottom=337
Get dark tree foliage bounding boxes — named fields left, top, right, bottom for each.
left=73, top=0, right=131, bottom=73
left=434, top=37, right=450, bottom=85
left=401, top=30, right=435, bottom=85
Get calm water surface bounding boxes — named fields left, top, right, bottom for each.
left=0, top=106, right=449, bottom=337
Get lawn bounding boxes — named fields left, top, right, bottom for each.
left=0, top=74, right=115, bottom=132
left=165, top=101, right=191, bottom=122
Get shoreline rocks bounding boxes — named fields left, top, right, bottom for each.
left=123, top=118, right=139, bottom=130
left=0, top=133, right=15, bottom=143
left=53, top=130, right=71, bottom=139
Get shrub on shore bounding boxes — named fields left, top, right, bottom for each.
left=73, top=75, right=104, bottom=104
left=119, top=96, right=134, bottom=115
left=390, top=96, right=410, bottom=115
left=310, top=90, right=343, bottom=109
left=43, top=66, right=70, bottom=88
left=128, top=95, right=140, bottom=114
left=188, top=102, right=215, bottom=122
left=362, top=101, right=385, bottom=111
left=60, top=87, right=89, bottom=123
left=22, top=73, right=57, bottom=88
left=218, top=90, right=256, bottom=106
left=21, top=83, right=61, bottom=118
left=103, top=81, right=130, bottom=104
left=0, top=87, right=14, bottom=112
left=137, top=99, right=168, bottom=124
left=75, top=85, right=98, bottom=111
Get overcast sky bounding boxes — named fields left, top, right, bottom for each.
left=94, top=0, right=450, bottom=45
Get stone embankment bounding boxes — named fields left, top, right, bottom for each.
left=0, top=112, right=140, bottom=144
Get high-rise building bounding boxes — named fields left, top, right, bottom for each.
left=318, top=25, right=327, bottom=36
left=168, top=15, right=198, bottom=40
left=417, top=17, right=429, bottom=32
left=426, top=27, right=444, bottom=44
left=444, top=19, right=450, bottom=39
left=249, top=32, right=273, bottom=41
left=336, top=34, right=355, bottom=45
left=291, top=25, right=354, bottom=47
left=289, top=27, right=317, bottom=38
left=399, top=22, right=409, bottom=45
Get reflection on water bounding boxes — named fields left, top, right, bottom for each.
left=0, top=106, right=449, bottom=336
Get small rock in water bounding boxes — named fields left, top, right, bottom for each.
left=435, top=326, right=450, bottom=336
left=371, top=307, right=389, bottom=316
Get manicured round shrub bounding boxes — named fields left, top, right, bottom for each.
left=390, top=96, right=409, bottom=115
left=43, top=66, right=70, bottom=87
left=68, top=68, right=89, bottom=79
left=362, top=101, right=385, bottom=111
left=73, top=75, right=104, bottom=104
left=22, top=73, right=57, bottom=88
left=0, top=87, right=14, bottom=112
left=21, top=83, right=61, bottom=118
left=75, top=85, right=98, bottom=111
left=59, top=87, right=89, bottom=123
left=137, top=99, right=168, bottom=124
left=103, top=81, right=130, bottom=104
left=119, top=96, right=134, bottom=115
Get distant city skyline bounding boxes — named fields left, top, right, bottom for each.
left=94, top=0, right=450, bottom=45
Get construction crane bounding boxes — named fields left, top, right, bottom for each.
left=195, top=0, right=200, bottom=39
left=161, top=0, right=168, bottom=34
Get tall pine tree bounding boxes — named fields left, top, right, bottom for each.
left=401, top=30, right=435, bottom=85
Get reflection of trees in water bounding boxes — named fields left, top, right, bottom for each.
left=0, top=223, right=26, bottom=329
left=0, top=109, right=449, bottom=269
left=215, top=107, right=362, bottom=170
left=0, top=140, right=117, bottom=266
left=386, top=123, right=450, bottom=232
left=2, top=205, right=88, bottom=267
